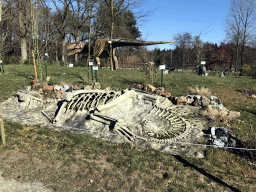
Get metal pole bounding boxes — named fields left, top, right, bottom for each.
left=95, top=69, right=97, bottom=82
left=45, top=57, right=48, bottom=77
left=91, top=65, right=93, bottom=81
left=1, top=62, right=4, bottom=73
left=161, top=69, right=163, bottom=87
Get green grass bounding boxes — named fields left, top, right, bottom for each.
left=0, top=64, right=256, bottom=191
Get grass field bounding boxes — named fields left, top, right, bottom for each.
left=0, top=64, right=256, bottom=191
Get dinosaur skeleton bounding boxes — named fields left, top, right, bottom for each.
left=53, top=89, right=197, bottom=144
left=66, top=39, right=176, bottom=69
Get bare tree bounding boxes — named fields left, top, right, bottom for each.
left=50, top=0, right=72, bottom=62
left=225, top=0, right=256, bottom=71
left=174, top=32, right=193, bottom=68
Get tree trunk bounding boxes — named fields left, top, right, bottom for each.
left=55, top=40, right=59, bottom=65
left=109, top=0, right=114, bottom=71
left=62, top=38, right=65, bottom=62
left=21, top=37, right=27, bottom=62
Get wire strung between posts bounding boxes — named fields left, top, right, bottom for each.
left=0, top=113, right=256, bottom=151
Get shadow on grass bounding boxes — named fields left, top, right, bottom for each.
left=173, top=155, right=241, bottom=192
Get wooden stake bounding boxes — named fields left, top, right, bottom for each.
left=32, top=49, right=37, bottom=79
left=0, top=102, right=5, bottom=145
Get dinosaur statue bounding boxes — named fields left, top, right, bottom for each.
left=66, top=39, right=176, bottom=69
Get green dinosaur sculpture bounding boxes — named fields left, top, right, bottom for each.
left=66, top=39, right=176, bottom=69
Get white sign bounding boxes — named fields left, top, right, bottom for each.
left=201, top=61, right=206, bottom=65
left=89, top=62, right=93, bottom=66
left=45, top=53, right=48, bottom=57
left=108, top=41, right=112, bottom=44
left=0, top=60, right=2, bottom=64
left=69, top=64, right=73, bottom=67
left=93, top=66, right=98, bottom=70
left=159, top=65, right=165, bottom=70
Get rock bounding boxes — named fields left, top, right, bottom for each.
left=161, top=92, right=171, bottom=98
left=92, top=82, right=101, bottom=90
left=84, top=85, right=92, bottom=90
left=187, top=98, right=194, bottom=105
left=176, top=96, right=187, bottom=105
left=144, top=84, right=155, bottom=93
left=32, top=83, right=43, bottom=90
left=89, top=179, right=93, bottom=183
left=154, top=87, right=165, bottom=95
left=54, top=90, right=66, bottom=99
left=201, top=96, right=210, bottom=107
left=53, top=85, right=60, bottom=91
left=192, top=97, right=201, bottom=106
left=104, top=87, right=111, bottom=92
left=131, top=83, right=144, bottom=90
left=43, top=86, right=54, bottom=91
left=210, top=96, right=221, bottom=104
left=73, top=85, right=80, bottom=90
left=46, top=76, right=51, bottom=81
left=21, top=86, right=31, bottom=91
left=63, top=85, right=69, bottom=91
left=37, top=88, right=43, bottom=94
left=31, top=79, right=38, bottom=86
left=195, top=152, right=204, bottom=159
left=228, top=111, right=241, bottom=119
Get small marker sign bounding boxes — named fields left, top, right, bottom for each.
left=69, top=64, right=73, bottom=67
left=201, top=61, right=206, bottom=65
left=89, top=62, right=93, bottom=66
left=159, top=65, right=165, bottom=70
left=93, top=66, right=98, bottom=70
left=0, top=60, right=2, bottom=63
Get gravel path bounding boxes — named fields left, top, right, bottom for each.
left=0, top=172, right=53, bottom=192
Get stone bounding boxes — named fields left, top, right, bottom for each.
left=131, top=83, right=144, bottom=90
left=195, top=152, right=204, bottom=158
left=192, top=97, right=201, bottom=106
left=161, top=92, right=171, bottom=98
left=144, top=84, right=155, bottom=93
left=176, top=96, right=187, bottom=105
left=154, top=87, right=165, bottom=95
left=187, top=98, right=194, bottom=105
left=46, top=76, right=51, bottom=81
left=201, top=96, right=210, bottom=107
left=32, top=83, right=43, bottom=90
left=37, top=88, right=43, bottom=94
left=92, top=82, right=101, bottom=90
left=73, top=85, right=80, bottom=90
left=31, top=79, right=38, bottom=86
left=21, top=86, right=31, bottom=91
left=63, top=85, right=69, bottom=91
left=43, top=86, right=54, bottom=91
left=54, top=90, right=66, bottom=99
left=84, top=85, right=93, bottom=90
left=228, top=111, right=241, bottom=119
left=104, top=87, right=111, bottom=92
left=53, top=85, right=60, bottom=91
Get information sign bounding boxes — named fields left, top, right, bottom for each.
left=201, top=61, right=206, bottom=65
left=89, top=62, right=93, bottom=66
left=69, top=64, right=73, bottom=67
left=93, top=66, right=98, bottom=70
left=159, top=65, right=165, bottom=70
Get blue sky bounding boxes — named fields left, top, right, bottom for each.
left=138, top=0, right=230, bottom=50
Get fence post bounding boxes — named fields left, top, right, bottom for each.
left=0, top=102, right=5, bottom=145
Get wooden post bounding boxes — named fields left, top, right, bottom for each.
left=32, top=50, right=37, bottom=79
left=0, top=102, right=5, bottom=145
